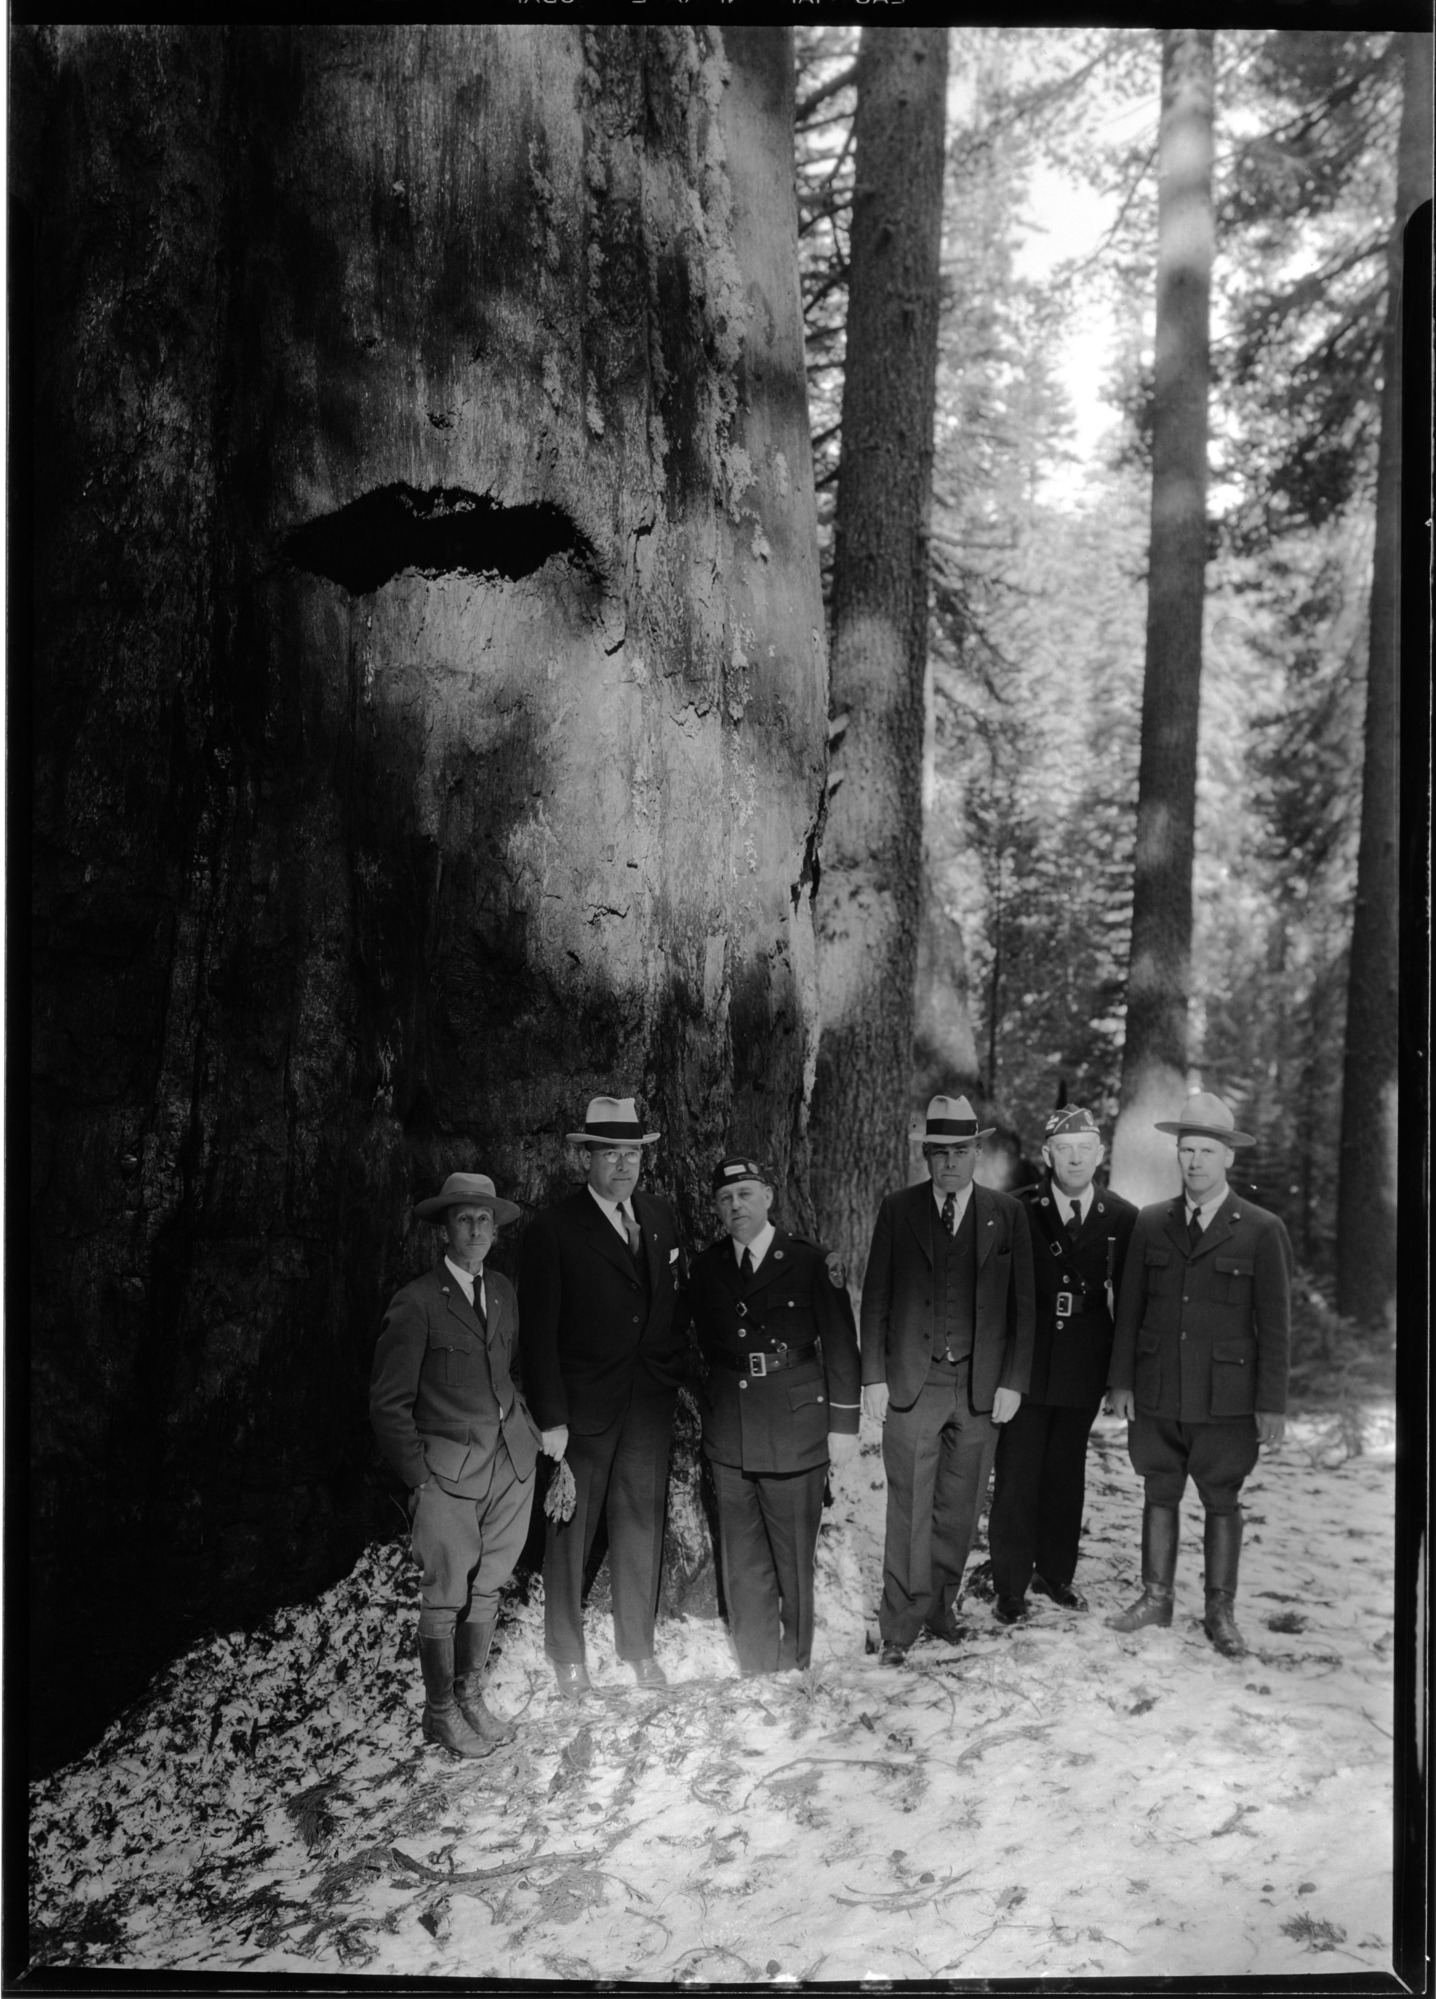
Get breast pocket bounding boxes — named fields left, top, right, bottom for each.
left=1213, top=1255, right=1255, bottom=1307
left=1143, top=1246, right=1177, bottom=1298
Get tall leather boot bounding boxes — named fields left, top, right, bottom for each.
left=418, top=1629, right=494, bottom=1759
left=1108, top=1504, right=1178, bottom=1632
left=1202, top=1509, right=1246, bottom=1658
left=454, top=1617, right=516, bottom=1747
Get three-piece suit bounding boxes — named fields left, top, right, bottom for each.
left=988, top=1176, right=1137, bottom=1600
left=861, top=1181, right=1035, bottom=1647
left=520, top=1185, right=687, bottom=1664
left=684, top=1229, right=861, bottom=1673
left=369, top=1262, right=542, bottom=1618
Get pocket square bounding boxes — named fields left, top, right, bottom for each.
left=668, top=1248, right=680, bottom=1264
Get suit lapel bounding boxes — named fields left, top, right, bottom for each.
left=743, top=1229, right=792, bottom=1296
left=1190, top=1195, right=1236, bottom=1261
left=905, top=1185, right=935, bottom=1265
left=1164, top=1201, right=1190, bottom=1259
left=576, top=1187, right=638, bottom=1283
left=632, top=1189, right=663, bottom=1290
left=974, top=1184, right=997, bottom=1267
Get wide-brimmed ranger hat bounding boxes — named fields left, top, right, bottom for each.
left=922, top=1094, right=995, bottom=1144
left=711, top=1154, right=772, bottom=1192
left=1153, top=1090, right=1255, bottom=1148
left=415, top=1172, right=522, bottom=1225
left=1044, top=1105, right=1102, bottom=1142
left=565, top=1096, right=660, bottom=1146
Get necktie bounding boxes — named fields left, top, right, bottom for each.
left=1187, top=1208, right=1203, bottom=1249
left=942, top=1192, right=956, bottom=1236
left=473, top=1277, right=487, bottom=1330
left=622, top=1204, right=643, bottom=1264
left=1066, top=1200, right=1082, bottom=1242
left=740, top=1247, right=754, bottom=1280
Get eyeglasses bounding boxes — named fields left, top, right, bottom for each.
left=596, top=1148, right=643, bottom=1165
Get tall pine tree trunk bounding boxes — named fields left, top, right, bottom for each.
left=21, top=23, right=826, bottom=1772
left=1110, top=29, right=1214, bottom=1206
left=811, top=27, right=947, bottom=1278
left=1334, top=31, right=1433, bottom=1329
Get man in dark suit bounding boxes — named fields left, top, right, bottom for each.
left=370, top=1172, right=548, bottom=1758
left=682, top=1156, right=861, bottom=1675
left=988, top=1106, right=1137, bottom=1623
left=1107, top=1091, right=1292, bottom=1658
left=860, top=1095, right=1036, bottom=1662
left=520, top=1096, right=687, bottom=1694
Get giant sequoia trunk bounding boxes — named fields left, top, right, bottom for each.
left=22, top=24, right=826, bottom=1773
left=1110, top=29, right=1214, bottom=1206
left=1334, top=32, right=1432, bottom=1331
left=810, top=27, right=947, bottom=1279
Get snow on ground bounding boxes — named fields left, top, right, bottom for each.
left=28, top=1401, right=1396, bottom=1981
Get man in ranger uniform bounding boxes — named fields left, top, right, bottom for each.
left=987, top=1106, right=1137, bottom=1624
left=683, top=1156, right=861, bottom=1675
left=1107, top=1090, right=1292, bottom=1658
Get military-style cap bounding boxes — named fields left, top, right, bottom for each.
left=415, top=1171, right=522, bottom=1225
left=712, top=1154, right=772, bottom=1191
left=1044, top=1105, right=1101, bottom=1142
left=1153, top=1090, right=1255, bottom=1147
left=923, top=1094, right=995, bottom=1143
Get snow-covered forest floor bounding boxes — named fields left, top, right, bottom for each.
left=29, top=1400, right=1397, bottom=1982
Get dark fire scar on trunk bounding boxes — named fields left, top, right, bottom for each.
left=283, top=486, right=604, bottom=596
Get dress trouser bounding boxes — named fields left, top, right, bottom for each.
left=1126, top=1414, right=1259, bottom=1512
left=710, top=1457, right=827, bottom=1674
left=543, top=1373, right=678, bottom=1664
left=988, top=1397, right=1100, bottom=1598
left=411, top=1440, right=534, bottom=1618
left=879, top=1360, right=998, bottom=1648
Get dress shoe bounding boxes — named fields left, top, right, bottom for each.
left=1031, top=1574, right=1087, bottom=1611
left=630, top=1656, right=667, bottom=1686
left=552, top=1660, right=592, bottom=1697
left=924, top=1617, right=968, bottom=1644
left=994, top=1595, right=1029, bottom=1625
left=879, top=1641, right=908, bottom=1667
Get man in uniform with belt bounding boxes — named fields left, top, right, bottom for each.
left=987, top=1106, right=1137, bottom=1623
left=1107, top=1090, right=1291, bottom=1658
left=370, top=1171, right=549, bottom=1758
left=682, top=1156, right=861, bottom=1675
left=860, top=1095, right=1035, bottom=1661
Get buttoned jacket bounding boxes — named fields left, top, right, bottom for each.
left=1108, top=1193, right=1292, bottom=1421
left=860, top=1180, right=1036, bottom=1413
left=369, top=1264, right=541, bottom=1497
left=519, top=1184, right=687, bottom=1434
left=683, top=1230, right=861, bottom=1475
left=1018, top=1176, right=1138, bottom=1407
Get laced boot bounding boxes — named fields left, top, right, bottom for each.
left=1108, top=1504, right=1178, bottom=1632
left=418, top=1631, right=495, bottom=1758
left=454, top=1617, right=516, bottom=1747
left=1202, top=1510, right=1247, bottom=1658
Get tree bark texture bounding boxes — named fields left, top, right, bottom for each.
left=23, top=23, right=826, bottom=1770
left=810, top=26, right=948, bottom=1279
left=1110, top=29, right=1214, bottom=1208
left=1334, top=32, right=1432, bottom=1328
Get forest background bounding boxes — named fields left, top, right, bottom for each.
left=16, top=18, right=1428, bottom=1800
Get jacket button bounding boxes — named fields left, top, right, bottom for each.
left=739, top=1379, right=748, bottom=1390
left=633, top=1315, right=640, bottom=1325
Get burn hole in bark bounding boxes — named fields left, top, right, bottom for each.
left=284, top=486, right=600, bottom=596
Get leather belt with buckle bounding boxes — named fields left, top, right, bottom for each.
left=1055, top=1290, right=1100, bottom=1318
left=709, top=1342, right=818, bottom=1376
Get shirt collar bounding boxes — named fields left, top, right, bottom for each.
left=733, top=1220, right=776, bottom=1269
left=587, top=1184, right=631, bottom=1238
left=1187, top=1186, right=1228, bottom=1227
left=932, top=1182, right=973, bottom=1222
left=1051, top=1180, right=1094, bottom=1222
left=444, top=1255, right=484, bottom=1307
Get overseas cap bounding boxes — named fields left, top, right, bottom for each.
left=711, top=1154, right=771, bottom=1192
left=1044, top=1105, right=1101, bottom=1142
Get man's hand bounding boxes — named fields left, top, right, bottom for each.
left=541, top=1425, right=569, bottom=1461
left=1255, top=1411, right=1285, bottom=1447
left=407, top=1479, right=429, bottom=1520
left=828, top=1430, right=860, bottom=1467
left=862, top=1382, right=889, bottom=1424
left=992, top=1386, right=1021, bottom=1425
left=1108, top=1389, right=1135, bottom=1420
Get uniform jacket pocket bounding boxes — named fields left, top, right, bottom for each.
left=1213, top=1254, right=1255, bottom=1305
left=1134, top=1329, right=1163, bottom=1408
left=1209, top=1337, right=1256, bottom=1417
left=422, top=1434, right=470, bottom=1480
